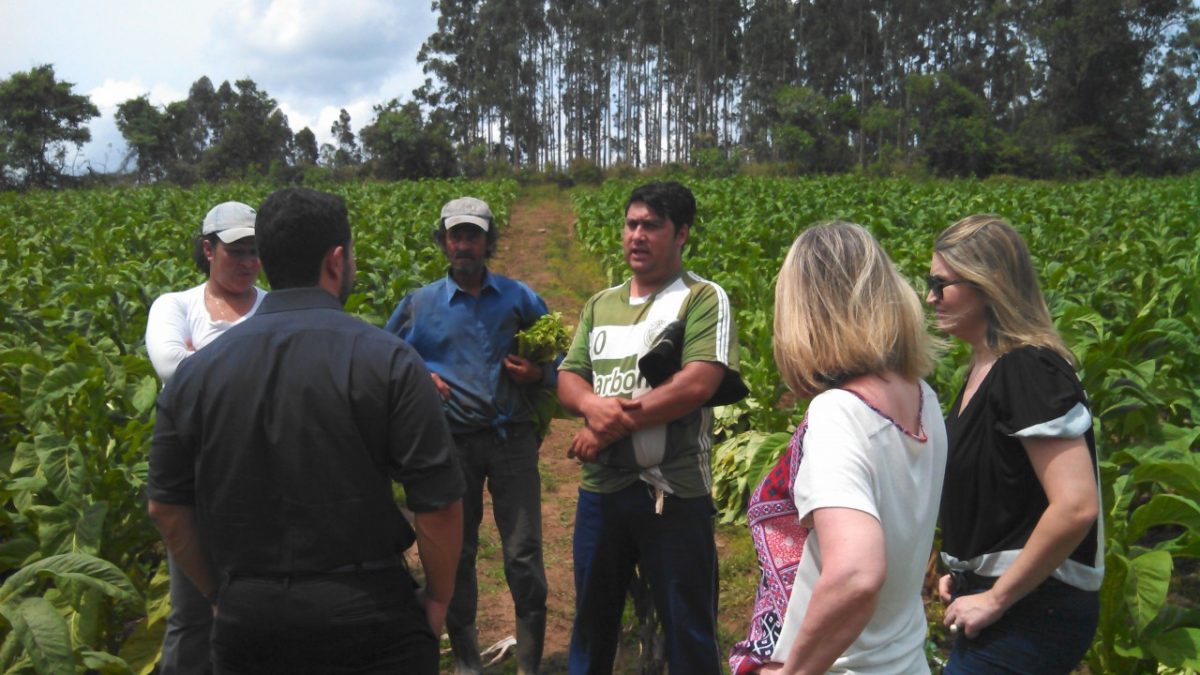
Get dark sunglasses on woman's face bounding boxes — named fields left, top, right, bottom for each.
left=926, top=275, right=971, bottom=300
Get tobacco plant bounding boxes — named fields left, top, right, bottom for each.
left=0, top=179, right=517, bottom=673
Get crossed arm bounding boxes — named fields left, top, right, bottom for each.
left=557, top=360, right=725, bottom=461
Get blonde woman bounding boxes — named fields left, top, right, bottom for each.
left=730, top=221, right=946, bottom=674
left=930, top=215, right=1102, bottom=674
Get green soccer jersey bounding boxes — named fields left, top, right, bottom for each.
left=560, top=270, right=740, bottom=497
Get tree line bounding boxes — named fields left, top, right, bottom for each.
left=0, top=64, right=461, bottom=189
left=2, top=0, right=1199, bottom=189
left=419, top=0, right=1200, bottom=177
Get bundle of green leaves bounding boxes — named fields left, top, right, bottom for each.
left=515, top=311, right=572, bottom=363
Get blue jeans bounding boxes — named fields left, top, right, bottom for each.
left=944, top=577, right=1099, bottom=674
left=568, top=483, right=722, bottom=675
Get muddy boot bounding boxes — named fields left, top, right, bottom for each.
left=448, top=625, right=484, bottom=675
left=515, top=610, right=546, bottom=675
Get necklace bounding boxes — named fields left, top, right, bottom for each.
left=205, top=284, right=255, bottom=322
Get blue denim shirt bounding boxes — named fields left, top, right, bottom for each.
left=384, top=270, right=558, bottom=435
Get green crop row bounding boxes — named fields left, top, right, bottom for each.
left=0, top=179, right=517, bottom=674
left=573, top=174, right=1200, bottom=672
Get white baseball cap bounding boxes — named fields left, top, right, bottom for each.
left=441, top=197, right=492, bottom=231
left=202, top=202, right=257, bottom=243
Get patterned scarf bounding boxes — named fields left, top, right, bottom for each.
left=728, top=418, right=810, bottom=674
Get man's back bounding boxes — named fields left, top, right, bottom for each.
left=149, top=287, right=463, bottom=674
left=150, top=287, right=459, bottom=576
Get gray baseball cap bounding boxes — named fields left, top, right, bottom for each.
left=202, top=202, right=257, bottom=243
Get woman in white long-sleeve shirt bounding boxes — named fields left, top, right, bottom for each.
left=146, top=201, right=266, bottom=385
left=144, top=201, right=265, bottom=675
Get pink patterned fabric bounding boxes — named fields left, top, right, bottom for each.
left=728, top=418, right=810, bottom=674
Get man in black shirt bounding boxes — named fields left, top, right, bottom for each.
left=147, top=187, right=464, bottom=674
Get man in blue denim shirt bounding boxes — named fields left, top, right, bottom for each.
left=385, top=196, right=554, bottom=675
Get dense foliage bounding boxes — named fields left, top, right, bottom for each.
left=515, top=311, right=574, bottom=364
left=0, top=179, right=516, bottom=673
left=574, top=174, right=1200, bottom=670
left=114, top=77, right=296, bottom=185
left=0, top=65, right=99, bottom=190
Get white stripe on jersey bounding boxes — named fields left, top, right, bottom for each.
left=589, top=278, right=690, bottom=361
left=683, top=271, right=733, bottom=365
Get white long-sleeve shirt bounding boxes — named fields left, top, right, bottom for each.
left=145, top=282, right=266, bottom=384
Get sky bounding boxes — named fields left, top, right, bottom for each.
left=0, top=0, right=438, bottom=173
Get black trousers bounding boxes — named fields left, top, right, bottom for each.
left=211, top=566, right=436, bottom=675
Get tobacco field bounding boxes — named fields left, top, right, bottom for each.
left=0, top=179, right=517, bottom=674
left=2, top=173, right=1198, bottom=672
left=575, top=174, right=1200, bottom=672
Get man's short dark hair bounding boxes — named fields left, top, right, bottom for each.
left=256, top=188, right=351, bottom=289
left=625, top=181, right=696, bottom=233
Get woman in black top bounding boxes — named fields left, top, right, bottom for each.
left=928, top=215, right=1103, bottom=674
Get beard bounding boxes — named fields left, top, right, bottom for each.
left=451, top=255, right=485, bottom=279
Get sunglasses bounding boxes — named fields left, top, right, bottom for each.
left=926, top=275, right=971, bottom=300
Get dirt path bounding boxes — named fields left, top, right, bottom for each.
left=435, top=185, right=755, bottom=674
left=454, top=185, right=601, bottom=674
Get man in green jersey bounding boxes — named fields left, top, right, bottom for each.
left=558, top=181, right=742, bottom=675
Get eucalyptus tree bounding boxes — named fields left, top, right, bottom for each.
left=331, top=108, right=361, bottom=168
left=293, top=127, right=320, bottom=166
left=739, top=0, right=801, bottom=159
left=1023, top=0, right=1194, bottom=173
left=1149, top=18, right=1200, bottom=172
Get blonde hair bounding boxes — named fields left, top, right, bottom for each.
left=934, top=214, right=1074, bottom=364
left=774, top=221, right=937, bottom=398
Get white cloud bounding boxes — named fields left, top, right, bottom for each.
left=212, top=0, right=420, bottom=101
left=88, top=79, right=187, bottom=113
left=2, top=0, right=437, bottom=173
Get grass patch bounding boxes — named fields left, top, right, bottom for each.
left=539, top=459, right=560, bottom=493
left=526, top=185, right=608, bottom=309
left=716, top=521, right=758, bottom=652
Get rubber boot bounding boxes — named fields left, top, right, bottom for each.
left=448, top=624, right=484, bottom=675
left=515, top=610, right=546, bottom=675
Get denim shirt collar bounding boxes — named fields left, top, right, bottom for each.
left=441, top=268, right=498, bottom=304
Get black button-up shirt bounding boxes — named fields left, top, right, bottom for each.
left=148, top=287, right=464, bottom=576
